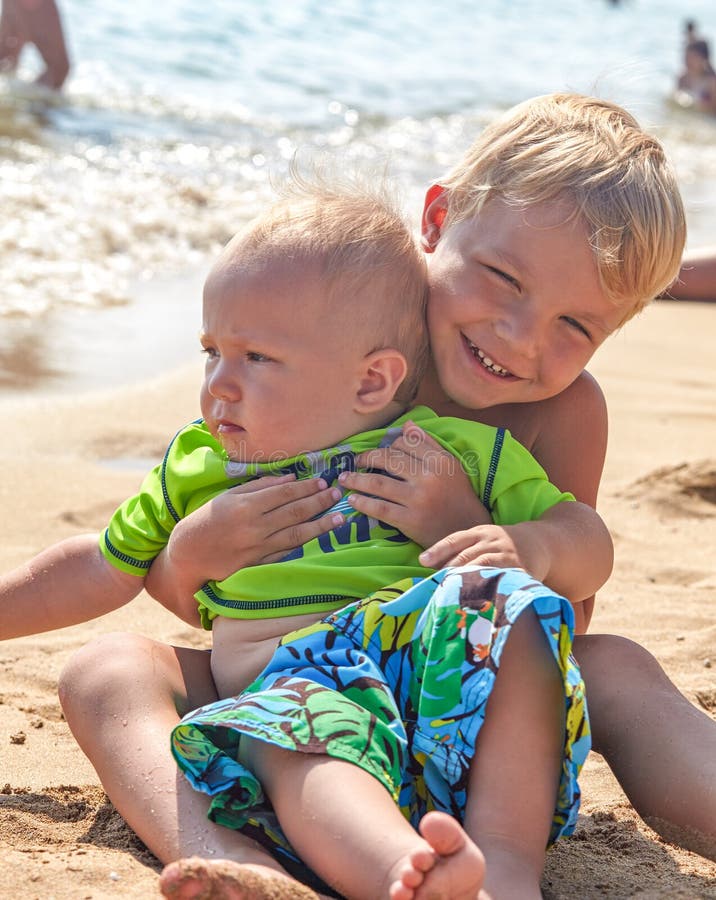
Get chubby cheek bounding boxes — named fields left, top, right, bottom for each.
left=199, top=383, right=214, bottom=426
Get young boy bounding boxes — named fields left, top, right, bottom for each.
left=0, top=176, right=610, bottom=703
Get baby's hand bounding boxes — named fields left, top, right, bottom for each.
left=338, top=421, right=490, bottom=549
left=419, top=521, right=550, bottom=582
left=158, top=474, right=343, bottom=588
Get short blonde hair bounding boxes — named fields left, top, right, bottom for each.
left=227, top=173, right=429, bottom=403
left=440, top=93, right=686, bottom=322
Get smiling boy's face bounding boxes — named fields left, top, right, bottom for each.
left=199, top=255, right=400, bottom=463
left=423, top=192, right=627, bottom=412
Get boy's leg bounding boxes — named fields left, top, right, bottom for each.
left=464, top=609, right=565, bottom=899
left=241, top=739, right=485, bottom=900
left=575, top=633, right=716, bottom=860
left=58, top=633, right=317, bottom=893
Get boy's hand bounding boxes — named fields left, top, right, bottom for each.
left=158, top=474, right=344, bottom=588
left=419, top=521, right=550, bottom=583
left=338, top=421, right=491, bottom=549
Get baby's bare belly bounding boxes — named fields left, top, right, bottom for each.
left=210, top=610, right=326, bottom=699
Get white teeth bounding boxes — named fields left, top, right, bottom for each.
left=468, top=341, right=510, bottom=377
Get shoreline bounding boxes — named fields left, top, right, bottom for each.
left=0, top=298, right=714, bottom=897
left=0, top=265, right=207, bottom=399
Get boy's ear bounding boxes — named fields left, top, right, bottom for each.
left=421, top=184, right=449, bottom=253
left=354, top=349, right=408, bottom=413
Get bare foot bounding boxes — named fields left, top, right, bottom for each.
left=159, top=857, right=322, bottom=899
left=389, top=811, right=485, bottom=900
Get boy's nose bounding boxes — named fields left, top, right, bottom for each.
left=493, top=307, right=541, bottom=360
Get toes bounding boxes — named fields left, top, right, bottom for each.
left=419, top=811, right=466, bottom=857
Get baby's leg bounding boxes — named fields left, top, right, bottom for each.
left=464, top=609, right=565, bottom=899
left=159, top=857, right=323, bottom=900
left=575, top=633, right=716, bottom=860
left=59, top=632, right=312, bottom=894
left=242, top=740, right=485, bottom=900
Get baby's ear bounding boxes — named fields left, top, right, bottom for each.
left=354, top=349, right=408, bottom=412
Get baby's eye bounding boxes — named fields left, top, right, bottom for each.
left=246, top=350, right=272, bottom=363
left=561, top=316, right=591, bottom=339
left=201, top=346, right=218, bottom=359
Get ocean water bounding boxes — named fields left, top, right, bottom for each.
left=1, top=0, right=715, bottom=389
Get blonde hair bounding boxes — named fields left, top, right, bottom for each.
left=440, top=93, right=686, bottom=322
left=225, top=173, right=429, bottom=403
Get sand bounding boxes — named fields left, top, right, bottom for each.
left=0, top=298, right=714, bottom=899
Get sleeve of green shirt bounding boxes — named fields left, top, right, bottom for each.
left=98, top=423, right=204, bottom=577
left=486, top=429, right=574, bottom=524
left=421, top=414, right=574, bottom=526
left=99, top=458, right=178, bottom=577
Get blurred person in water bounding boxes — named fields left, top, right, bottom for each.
left=0, top=0, right=70, bottom=90
left=676, top=35, right=716, bottom=115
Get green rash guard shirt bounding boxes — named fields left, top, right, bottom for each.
left=99, top=405, right=574, bottom=627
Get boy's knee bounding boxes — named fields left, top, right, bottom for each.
left=574, top=633, right=665, bottom=697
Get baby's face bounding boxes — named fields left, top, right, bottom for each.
left=199, top=256, right=371, bottom=462
left=424, top=196, right=627, bottom=412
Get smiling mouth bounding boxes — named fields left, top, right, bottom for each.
left=464, top=337, right=512, bottom=377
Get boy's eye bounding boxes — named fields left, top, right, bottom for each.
left=201, top=346, right=218, bottom=359
left=246, top=351, right=272, bottom=363
left=485, top=265, right=520, bottom=290
left=561, top=316, right=591, bottom=339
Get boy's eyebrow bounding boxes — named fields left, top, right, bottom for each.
left=488, top=247, right=530, bottom=278
left=574, top=308, right=620, bottom=337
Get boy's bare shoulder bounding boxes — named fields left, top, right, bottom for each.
left=529, top=371, right=608, bottom=504
left=481, top=371, right=606, bottom=449
left=540, top=370, right=607, bottom=425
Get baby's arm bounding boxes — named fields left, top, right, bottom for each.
left=0, top=533, right=144, bottom=640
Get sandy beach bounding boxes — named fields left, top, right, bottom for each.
left=0, top=296, right=714, bottom=899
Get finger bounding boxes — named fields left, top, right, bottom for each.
left=344, top=491, right=408, bottom=530
left=395, top=421, right=449, bottom=460
left=444, top=548, right=485, bottom=567
left=265, top=508, right=346, bottom=557
left=338, top=469, right=409, bottom=502
left=264, top=484, right=343, bottom=532
left=232, top=476, right=331, bottom=513
left=355, top=430, right=453, bottom=475
left=419, top=531, right=475, bottom=568
left=353, top=446, right=407, bottom=475
left=230, top=473, right=297, bottom=494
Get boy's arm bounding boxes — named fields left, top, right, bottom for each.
left=419, top=396, right=613, bottom=603
left=419, top=499, right=613, bottom=603
left=0, top=534, right=145, bottom=640
left=521, top=371, right=607, bottom=628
